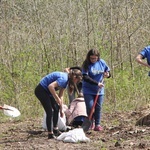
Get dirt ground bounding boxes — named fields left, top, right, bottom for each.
left=0, top=106, right=150, bottom=150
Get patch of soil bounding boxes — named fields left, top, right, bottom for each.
left=0, top=108, right=150, bottom=150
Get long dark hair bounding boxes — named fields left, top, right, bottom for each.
left=82, top=48, right=100, bottom=71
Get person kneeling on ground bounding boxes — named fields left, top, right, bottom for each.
left=65, top=92, right=87, bottom=128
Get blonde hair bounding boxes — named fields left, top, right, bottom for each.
left=68, top=69, right=82, bottom=94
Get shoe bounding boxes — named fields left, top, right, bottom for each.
left=53, top=129, right=62, bottom=136
left=48, top=134, right=56, bottom=139
left=94, top=125, right=103, bottom=131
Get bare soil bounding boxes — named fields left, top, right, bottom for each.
left=0, top=107, right=150, bottom=150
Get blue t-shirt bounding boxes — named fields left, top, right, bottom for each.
left=40, top=72, right=68, bottom=95
left=82, top=59, right=110, bottom=95
left=140, top=45, right=150, bottom=65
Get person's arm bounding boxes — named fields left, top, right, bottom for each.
left=58, top=88, right=65, bottom=105
left=83, top=74, right=104, bottom=88
left=48, top=81, right=63, bottom=106
left=58, top=88, right=65, bottom=117
left=83, top=74, right=98, bottom=85
left=64, top=67, right=70, bottom=73
left=48, top=81, right=65, bottom=117
left=136, top=54, right=150, bottom=68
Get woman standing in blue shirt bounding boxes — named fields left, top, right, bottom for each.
left=35, top=69, right=82, bottom=139
left=82, top=48, right=111, bottom=131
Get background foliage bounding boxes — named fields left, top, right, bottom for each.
left=0, top=0, right=149, bottom=120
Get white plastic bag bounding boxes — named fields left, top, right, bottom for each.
left=42, top=105, right=68, bottom=131
left=57, top=128, right=90, bottom=143
left=3, top=104, right=21, bottom=117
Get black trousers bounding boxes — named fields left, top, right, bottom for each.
left=34, top=84, right=60, bottom=132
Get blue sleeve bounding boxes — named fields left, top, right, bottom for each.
left=100, top=59, right=110, bottom=72
left=140, top=46, right=150, bottom=58
left=57, top=77, right=67, bottom=88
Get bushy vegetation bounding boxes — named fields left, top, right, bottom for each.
left=0, top=0, right=149, bottom=120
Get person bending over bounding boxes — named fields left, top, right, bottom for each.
left=34, top=69, right=82, bottom=139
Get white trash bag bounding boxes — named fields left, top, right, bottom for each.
left=42, top=105, right=68, bottom=131
left=57, top=128, right=90, bottom=143
left=1, top=104, right=21, bottom=118
left=42, top=112, right=67, bottom=131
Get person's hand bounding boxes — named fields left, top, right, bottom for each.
left=98, top=82, right=104, bottom=88
left=59, top=105, right=64, bottom=118
left=104, top=72, right=110, bottom=78
left=64, top=67, right=70, bottom=73
left=60, top=110, right=64, bottom=118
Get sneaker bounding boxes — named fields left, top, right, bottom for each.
left=53, top=129, right=62, bottom=136
left=48, top=134, right=56, bottom=139
left=94, top=125, right=103, bottom=131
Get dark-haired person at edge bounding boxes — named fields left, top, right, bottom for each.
left=34, top=69, right=82, bottom=139
left=136, top=45, right=150, bottom=76
left=82, top=48, right=111, bottom=131
left=64, top=66, right=82, bottom=104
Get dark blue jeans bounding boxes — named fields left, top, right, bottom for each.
left=84, top=94, right=104, bottom=126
